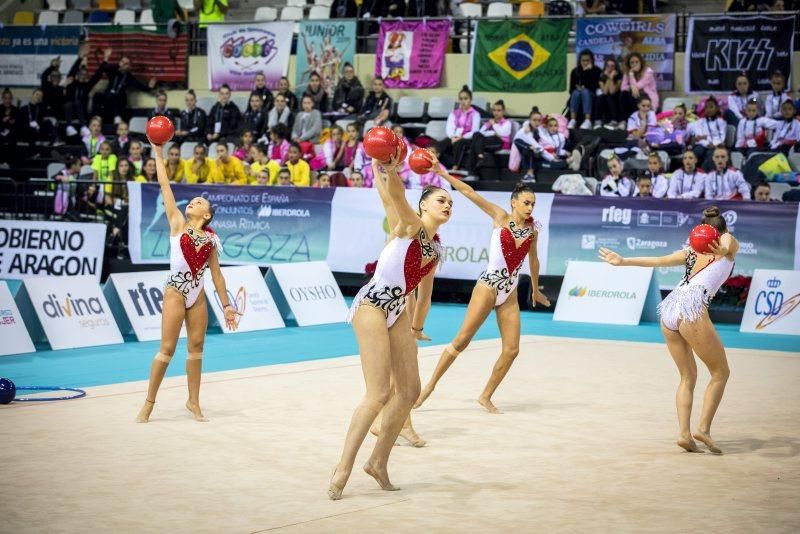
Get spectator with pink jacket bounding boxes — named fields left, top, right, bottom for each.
left=466, top=99, right=512, bottom=173
left=621, top=53, right=659, bottom=117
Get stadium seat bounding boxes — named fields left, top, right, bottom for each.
left=180, top=142, right=198, bottom=160
left=335, top=119, right=354, bottom=131
left=79, top=165, right=94, bottom=179
left=196, top=96, right=216, bottom=113
left=62, top=10, right=84, bottom=23
left=725, top=125, right=736, bottom=148
left=472, top=95, right=488, bottom=111
left=129, top=117, right=148, bottom=136
left=459, top=3, right=482, bottom=17
left=397, top=96, right=425, bottom=120
left=114, top=9, right=136, bottom=24
left=73, top=0, right=91, bottom=10
left=38, top=11, right=60, bottom=25
left=769, top=182, right=790, bottom=200
left=98, top=0, right=117, bottom=11
left=315, top=0, right=333, bottom=5
left=362, top=120, right=376, bottom=133
left=286, top=0, right=307, bottom=6
left=425, top=121, right=448, bottom=141
left=254, top=6, right=278, bottom=21
left=12, top=11, right=35, bottom=25
left=161, top=142, right=174, bottom=158
left=427, top=97, right=456, bottom=119
left=308, top=5, right=329, bottom=19
left=47, top=0, right=68, bottom=11
left=486, top=2, right=513, bottom=17
left=584, top=176, right=598, bottom=194
left=47, top=163, right=66, bottom=180
left=280, top=6, right=303, bottom=20
left=176, top=0, right=192, bottom=12
left=661, top=96, right=693, bottom=112
left=730, top=151, right=744, bottom=170
left=139, top=9, right=156, bottom=31
left=519, top=1, right=545, bottom=18
left=231, top=95, right=250, bottom=112
left=88, top=11, right=112, bottom=23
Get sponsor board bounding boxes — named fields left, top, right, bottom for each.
left=204, top=265, right=285, bottom=333
left=266, top=261, right=348, bottom=326
left=0, top=281, right=35, bottom=355
left=740, top=269, right=800, bottom=336
left=103, top=271, right=186, bottom=342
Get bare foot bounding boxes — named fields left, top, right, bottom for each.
left=328, top=466, right=348, bottom=500
left=478, top=397, right=503, bottom=414
left=693, top=430, right=722, bottom=454
left=413, top=386, right=433, bottom=409
left=399, top=427, right=426, bottom=448
left=363, top=462, right=399, bottom=491
left=185, top=400, right=209, bottom=422
left=135, top=399, right=154, bottom=423
left=677, top=436, right=703, bottom=453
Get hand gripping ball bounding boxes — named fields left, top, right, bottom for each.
left=146, top=116, right=175, bottom=146
left=363, top=126, right=399, bottom=163
left=689, top=224, right=720, bottom=254
left=409, top=148, right=434, bottom=174
left=0, top=378, right=16, bottom=405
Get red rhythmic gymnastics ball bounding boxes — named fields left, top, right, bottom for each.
left=146, top=116, right=175, bottom=146
left=689, top=224, right=720, bottom=254
left=396, top=137, right=408, bottom=162
left=363, top=126, right=399, bottom=163
left=409, top=148, right=434, bottom=174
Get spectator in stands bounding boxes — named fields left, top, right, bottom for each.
left=234, top=130, right=255, bottom=162
left=349, top=170, right=364, bottom=188
left=128, top=140, right=145, bottom=174
left=764, top=70, right=790, bottom=120
left=330, top=0, right=358, bottom=18
left=705, top=147, right=751, bottom=200
left=634, top=175, right=653, bottom=197
left=597, top=57, right=624, bottom=127
left=437, top=85, right=480, bottom=170
left=768, top=100, right=800, bottom=155
left=735, top=99, right=772, bottom=157
left=249, top=72, right=274, bottom=113
left=92, top=141, right=119, bottom=195
left=538, top=115, right=574, bottom=170
left=243, top=95, right=267, bottom=140
left=21, top=89, right=55, bottom=146
left=642, top=154, right=668, bottom=198
left=269, top=123, right=291, bottom=165
left=268, top=94, right=293, bottom=132
left=314, top=124, right=346, bottom=173
left=568, top=50, right=602, bottom=130
left=249, top=142, right=280, bottom=185
left=40, top=59, right=66, bottom=122
left=64, top=54, right=106, bottom=138
left=184, top=144, right=220, bottom=184
left=344, top=122, right=362, bottom=173
left=165, top=145, right=186, bottom=183
left=513, top=107, right=546, bottom=182
left=578, top=0, right=607, bottom=15
left=753, top=182, right=772, bottom=202
left=206, top=84, right=242, bottom=144
left=292, top=95, right=323, bottom=148
left=315, top=173, right=332, bottom=188
left=153, top=0, right=187, bottom=23
left=0, top=88, right=19, bottom=151
left=303, top=72, right=329, bottom=113
left=195, top=0, right=228, bottom=27
left=285, top=142, right=312, bottom=186
left=621, top=53, right=659, bottom=118
left=600, top=155, right=635, bottom=196
left=213, top=143, right=247, bottom=184
left=175, top=90, right=207, bottom=143
left=667, top=150, right=705, bottom=199
left=276, top=167, right=293, bottom=187
left=727, top=0, right=757, bottom=11
left=726, top=74, right=759, bottom=126
left=358, top=77, right=392, bottom=126
left=405, top=0, right=440, bottom=16
left=277, top=77, right=298, bottom=112
left=54, top=155, right=81, bottom=216
left=148, top=90, right=175, bottom=122
left=466, top=100, right=510, bottom=173
left=76, top=182, right=100, bottom=214
left=627, top=95, right=657, bottom=152
left=332, top=63, right=365, bottom=116
left=111, top=122, right=131, bottom=158
left=94, top=49, right=157, bottom=124
left=136, top=157, right=158, bottom=182
left=112, top=158, right=135, bottom=188
left=688, top=96, right=728, bottom=171
left=81, top=116, right=106, bottom=163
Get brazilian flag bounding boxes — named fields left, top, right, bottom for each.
left=471, top=20, right=570, bottom=93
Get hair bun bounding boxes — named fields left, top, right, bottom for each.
left=703, top=206, right=720, bottom=218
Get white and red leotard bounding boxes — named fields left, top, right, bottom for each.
left=165, top=227, right=223, bottom=308
left=478, top=218, right=537, bottom=306
left=658, top=249, right=734, bottom=331
left=348, top=228, right=443, bottom=327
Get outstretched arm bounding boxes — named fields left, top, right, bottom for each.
left=429, top=152, right=506, bottom=224
left=598, top=247, right=687, bottom=267
left=528, top=232, right=550, bottom=308
left=208, top=250, right=240, bottom=331
left=384, top=156, right=423, bottom=238
left=153, top=146, right=185, bottom=235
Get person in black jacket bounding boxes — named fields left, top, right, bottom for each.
left=0, top=88, right=19, bottom=155
left=92, top=47, right=157, bottom=124
left=249, top=72, right=274, bottom=113
left=147, top=90, right=176, bottom=122
left=276, top=77, right=299, bottom=111
left=358, top=76, right=392, bottom=126
left=206, top=84, right=242, bottom=144
left=332, top=63, right=364, bottom=116
left=242, top=93, right=267, bottom=139
left=568, top=49, right=602, bottom=129
left=174, top=89, right=207, bottom=143
left=330, top=0, right=358, bottom=17
left=40, top=59, right=66, bottom=122
left=21, top=88, right=55, bottom=144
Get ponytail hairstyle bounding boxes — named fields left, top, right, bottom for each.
left=418, top=185, right=444, bottom=215
left=701, top=206, right=727, bottom=234
left=459, top=85, right=473, bottom=102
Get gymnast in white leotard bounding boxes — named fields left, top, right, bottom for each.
left=136, top=141, right=240, bottom=424
left=599, top=206, right=739, bottom=454
left=414, top=158, right=551, bottom=415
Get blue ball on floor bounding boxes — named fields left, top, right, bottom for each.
left=0, top=378, right=16, bottom=404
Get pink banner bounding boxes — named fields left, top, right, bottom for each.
left=375, top=19, right=450, bottom=89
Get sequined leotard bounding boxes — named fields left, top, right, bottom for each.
left=348, top=228, right=442, bottom=327
left=477, top=218, right=537, bottom=306
left=657, top=249, right=734, bottom=331
left=165, top=227, right=223, bottom=308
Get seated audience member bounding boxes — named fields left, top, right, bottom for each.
left=667, top=150, right=706, bottom=199
left=303, top=72, right=329, bottom=112
left=726, top=74, right=759, bottom=126
left=276, top=77, right=299, bottom=111
left=567, top=49, right=601, bottom=129
left=627, top=95, right=658, bottom=152
left=513, top=107, right=546, bottom=182
left=314, top=173, right=332, bottom=188
left=54, top=155, right=82, bottom=216
left=634, top=175, right=654, bottom=197
left=641, top=154, right=668, bottom=198
left=127, top=140, right=145, bottom=175
left=243, top=94, right=267, bottom=139
left=111, top=121, right=131, bottom=158
left=621, top=52, right=659, bottom=117
left=213, top=143, right=248, bottom=184
left=767, top=100, right=800, bottom=155
left=249, top=71, right=274, bottom=113
left=292, top=95, right=323, bottom=148
left=92, top=141, right=119, bottom=195
left=349, top=170, right=365, bottom=188
left=597, top=57, right=624, bottom=127
left=268, top=124, right=291, bottom=165
left=688, top=96, right=727, bottom=171
left=267, top=93, right=293, bottom=131
left=175, top=90, right=207, bottom=143
left=705, top=147, right=751, bottom=200
left=650, top=103, right=688, bottom=155
left=358, top=77, right=393, bottom=126
left=147, top=90, right=175, bottom=122
left=1, top=88, right=19, bottom=150
left=467, top=100, right=511, bottom=172
left=437, top=85, right=481, bottom=170
left=109, top=157, right=135, bottom=206
left=764, top=70, right=791, bottom=120
left=21, top=89, right=56, bottom=145
left=135, top=157, right=158, bottom=182
left=313, top=124, right=346, bottom=172
left=276, top=167, right=294, bottom=187
left=248, top=142, right=280, bottom=184
left=285, top=142, right=312, bottom=186
left=40, top=61, right=66, bottom=122
left=81, top=116, right=106, bottom=163
left=234, top=130, right=255, bottom=162
left=184, top=144, right=220, bottom=184
left=206, top=84, right=242, bottom=144
left=538, top=115, right=574, bottom=169
left=600, top=155, right=635, bottom=196
left=753, top=181, right=773, bottom=202
left=735, top=99, right=773, bottom=157
left=165, top=144, right=186, bottom=183
left=332, top=63, right=365, bottom=116
left=343, top=122, right=362, bottom=173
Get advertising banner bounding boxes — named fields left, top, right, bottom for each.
left=375, top=19, right=450, bottom=89
left=546, top=197, right=798, bottom=288
left=0, top=26, right=80, bottom=87
left=553, top=261, right=661, bottom=325
left=103, top=271, right=186, bottom=342
left=295, top=20, right=356, bottom=97
left=266, top=261, right=348, bottom=326
left=685, top=16, right=795, bottom=92
left=471, top=19, right=570, bottom=93
left=87, top=25, right=188, bottom=83
left=0, top=221, right=106, bottom=281
left=204, top=265, right=285, bottom=333
left=576, top=15, right=676, bottom=91
left=0, top=281, right=35, bottom=356
left=127, top=183, right=334, bottom=265
left=20, top=275, right=123, bottom=351
left=740, top=269, right=800, bottom=336
left=207, top=22, right=294, bottom=91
